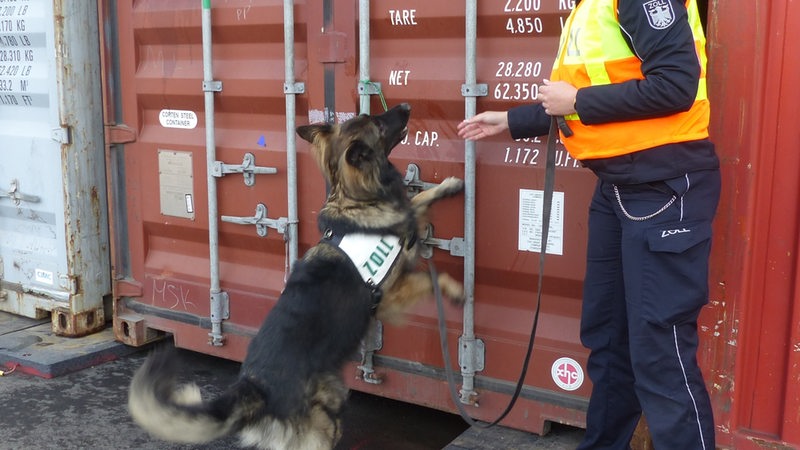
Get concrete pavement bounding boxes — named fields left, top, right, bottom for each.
left=0, top=313, right=584, bottom=450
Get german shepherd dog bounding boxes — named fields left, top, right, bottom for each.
left=128, top=103, right=464, bottom=450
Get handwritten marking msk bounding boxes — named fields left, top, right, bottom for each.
left=152, top=278, right=197, bottom=311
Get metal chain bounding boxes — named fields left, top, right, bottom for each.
left=613, top=184, right=677, bottom=222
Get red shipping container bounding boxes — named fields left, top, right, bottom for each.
left=99, top=1, right=800, bottom=447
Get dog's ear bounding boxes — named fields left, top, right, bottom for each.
left=296, top=124, right=332, bottom=144
left=345, top=142, right=375, bottom=168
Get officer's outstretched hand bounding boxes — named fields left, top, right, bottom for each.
left=457, top=111, right=509, bottom=141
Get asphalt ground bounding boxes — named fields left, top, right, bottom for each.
left=0, top=316, right=585, bottom=450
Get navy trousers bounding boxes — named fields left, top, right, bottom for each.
left=576, top=169, right=719, bottom=450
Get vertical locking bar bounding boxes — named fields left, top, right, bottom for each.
left=458, top=0, right=484, bottom=406
left=283, top=0, right=300, bottom=271
left=201, top=0, right=226, bottom=346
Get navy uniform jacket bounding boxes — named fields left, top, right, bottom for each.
left=507, top=0, right=719, bottom=184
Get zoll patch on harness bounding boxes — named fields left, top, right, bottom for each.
left=337, top=233, right=403, bottom=286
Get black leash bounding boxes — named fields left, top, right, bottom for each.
left=433, top=116, right=564, bottom=428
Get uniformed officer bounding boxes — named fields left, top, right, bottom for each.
left=457, top=1, right=718, bottom=448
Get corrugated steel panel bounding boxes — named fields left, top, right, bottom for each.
left=0, top=0, right=109, bottom=336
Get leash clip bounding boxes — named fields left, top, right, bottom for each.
left=556, top=116, right=574, bottom=138
left=366, top=279, right=382, bottom=312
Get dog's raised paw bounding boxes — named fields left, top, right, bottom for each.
left=438, top=273, right=465, bottom=306
left=439, top=177, right=465, bottom=196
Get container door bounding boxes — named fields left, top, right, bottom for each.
left=308, top=0, right=591, bottom=433
left=0, top=0, right=109, bottom=336
left=107, top=1, right=314, bottom=359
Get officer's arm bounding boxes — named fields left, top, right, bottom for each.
left=576, top=0, right=700, bottom=125
left=507, top=103, right=551, bottom=140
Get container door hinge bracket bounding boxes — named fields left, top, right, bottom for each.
left=421, top=223, right=465, bottom=258
left=105, top=123, right=137, bottom=144
left=51, top=126, right=71, bottom=144
left=0, top=179, right=41, bottom=205
left=357, top=318, right=384, bottom=385
left=203, top=80, right=223, bottom=92
left=210, top=291, right=230, bottom=321
left=221, top=203, right=288, bottom=237
left=461, top=83, right=488, bottom=98
left=458, top=336, right=485, bottom=404
left=284, top=82, right=305, bottom=94
left=358, top=81, right=382, bottom=96
left=403, top=163, right=440, bottom=195
left=209, top=290, right=229, bottom=347
left=212, top=153, right=278, bottom=186
left=59, top=275, right=79, bottom=295
left=459, top=336, right=485, bottom=373
left=113, top=278, right=144, bottom=298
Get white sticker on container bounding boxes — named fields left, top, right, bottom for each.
left=34, top=268, right=54, bottom=285
left=551, top=357, right=584, bottom=391
left=518, top=189, right=564, bottom=255
left=184, top=194, right=194, bottom=214
left=159, top=109, right=198, bottom=129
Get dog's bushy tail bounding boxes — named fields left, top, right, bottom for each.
left=128, top=349, right=262, bottom=445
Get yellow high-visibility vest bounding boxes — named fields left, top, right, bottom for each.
left=551, top=0, right=710, bottom=160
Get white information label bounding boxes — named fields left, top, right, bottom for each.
left=34, top=268, right=54, bottom=285
left=0, top=0, right=50, bottom=109
left=158, top=109, right=198, bottom=129
left=518, top=189, right=564, bottom=255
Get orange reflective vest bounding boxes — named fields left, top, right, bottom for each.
left=551, top=0, right=710, bottom=160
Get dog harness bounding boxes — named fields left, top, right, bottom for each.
left=322, top=229, right=405, bottom=310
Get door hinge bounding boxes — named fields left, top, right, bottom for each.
left=403, top=163, right=440, bottom=195
left=113, top=278, right=144, bottom=298
left=105, top=123, right=137, bottom=144
left=51, top=126, right=71, bottom=144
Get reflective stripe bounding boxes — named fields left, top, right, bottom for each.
left=673, top=325, right=709, bottom=450
left=697, top=77, right=707, bottom=101
left=586, top=62, right=612, bottom=85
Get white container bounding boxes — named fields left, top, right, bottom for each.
left=0, top=0, right=109, bottom=336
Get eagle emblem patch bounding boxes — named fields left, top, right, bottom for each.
left=643, top=0, right=675, bottom=30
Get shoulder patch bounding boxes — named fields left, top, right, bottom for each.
left=642, top=0, right=675, bottom=30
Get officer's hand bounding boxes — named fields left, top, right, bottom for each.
left=457, top=111, right=509, bottom=141
left=540, top=79, right=578, bottom=116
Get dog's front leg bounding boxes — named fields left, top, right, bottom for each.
left=377, top=272, right=464, bottom=324
left=410, top=177, right=464, bottom=211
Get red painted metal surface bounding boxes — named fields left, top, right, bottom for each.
left=703, top=0, right=800, bottom=448
left=100, top=1, right=800, bottom=447
left=103, top=0, right=590, bottom=436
